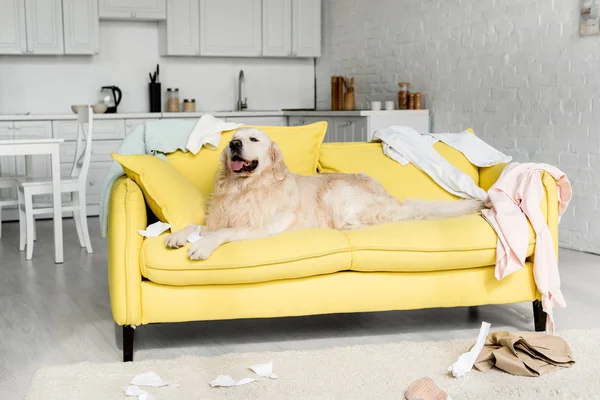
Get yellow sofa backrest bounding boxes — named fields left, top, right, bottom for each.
left=165, top=122, right=327, bottom=197
left=317, top=142, right=480, bottom=201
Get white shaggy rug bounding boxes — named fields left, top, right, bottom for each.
left=27, top=329, right=598, bottom=399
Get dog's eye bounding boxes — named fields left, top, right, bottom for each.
left=250, top=137, right=258, bottom=142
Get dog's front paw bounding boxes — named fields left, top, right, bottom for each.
left=164, top=230, right=189, bottom=249
left=188, top=239, right=217, bottom=260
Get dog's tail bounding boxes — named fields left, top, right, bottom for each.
left=399, top=198, right=486, bottom=220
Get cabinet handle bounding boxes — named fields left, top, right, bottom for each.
left=131, top=12, right=136, bottom=18
left=21, top=49, right=26, bottom=54
left=298, top=119, right=305, bottom=124
left=89, top=180, right=96, bottom=186
left=338, top=121, right=353, bottom=127
left=126, top=122, right=131, bottom=127
left=14, top=123, right=20, bottom=130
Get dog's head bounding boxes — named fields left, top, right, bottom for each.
left=220, top=128, right=288, bottom=182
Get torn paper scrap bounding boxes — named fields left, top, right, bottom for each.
left=249, top=361, right=278, bottom=379
left=210, top=375, right=256, bottom=388
left=448, top=321, right=491, bottom=378
left=124, top=385, right=156, bottom=400
left=130, top=371, right=179, bottom=388
left=137, top=222, right=171, bottom=238
left=187, top=226, right=203, bottom=243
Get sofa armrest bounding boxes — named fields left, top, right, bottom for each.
left=478, top=163, right=508, bottom=192
left=108, top=176, right=147, bottom=326
left=540, top=171, right=559, bottom=257
left=479, top=163, right=559, bottom=257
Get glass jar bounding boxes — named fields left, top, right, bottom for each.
left=167, top=88, right=179, bottom=112
left=397, top=82, right=409, bottom=110
left=183, top=99, right=196, bottom=112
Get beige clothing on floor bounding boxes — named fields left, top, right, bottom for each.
left=474, top=331, right=575, bottom=377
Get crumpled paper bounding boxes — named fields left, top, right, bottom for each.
left=210, top=375, right=256, bottom=387
left=130, top=371, right=179, bottom=388
left=186, top=226, right=203, bottom=243
left=125, top=385, right=156, bottom=400
left=125, top=372, right=179, bottom=399
left=448, top=321, right=491, bottom=377
left=137, top=221, right=171, bottom=238
left=249, top=362, right=278, bottom=379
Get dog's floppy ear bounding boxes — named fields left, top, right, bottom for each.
left=269, top=142, right=288, bottom=182
left=214, top=147, right=231, bottom=191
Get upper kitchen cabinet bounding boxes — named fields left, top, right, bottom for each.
left=62, top=0, right=100, bottom=55
left=200, top=0, right=262, bottom=57
left=262, top=0, right=292, bottom=56
left=159, top=0, right=200, bottom=56
left=24, top=0, right=64, bottom=54
left=0, top=0, right=27, bottom=54
left=99, top=0, right=167, bottom=21
left=262, top=0, right=321, bottom=57
left=292, top=0, right=321, bottom=57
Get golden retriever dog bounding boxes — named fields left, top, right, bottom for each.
left=165, top=128, right=485, bottom=260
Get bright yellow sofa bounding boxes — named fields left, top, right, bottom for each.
left=108, top=125, right=558, bottom=362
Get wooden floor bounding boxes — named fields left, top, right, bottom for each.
left=1, top=218, right=599, bottom=399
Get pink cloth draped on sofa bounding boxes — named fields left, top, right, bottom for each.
left=481, top=162, right=572, bottom=334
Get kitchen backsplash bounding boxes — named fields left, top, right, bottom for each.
left=0, top=21, right=315, bottom=115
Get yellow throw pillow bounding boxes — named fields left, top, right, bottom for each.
left=111, top=153, right=206, bottom=231
left=165, top=121, right=328, bottom=197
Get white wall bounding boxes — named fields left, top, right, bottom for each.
left=0, top=21, right=315, bottom=114
left=317, top=0, right=600, bottom=254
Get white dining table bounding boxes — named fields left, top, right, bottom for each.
left=0, top=138, right=64, bottom=263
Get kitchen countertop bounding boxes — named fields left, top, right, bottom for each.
left=0, top=109, right=429, bottom=121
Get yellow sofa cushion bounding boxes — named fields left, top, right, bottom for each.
left=166, top=122, right=327, bottom=197
left=111, top=153, right=206, bottom=231
left=318, top=142, right=479, bottom=201
left=140, top=228, right=351, bottom=285
left=343, top=214, right=535, bottom=273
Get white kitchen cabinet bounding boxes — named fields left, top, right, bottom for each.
left=62, top=0, right=99, bottom=55
left=62, top=140, right=121, bottom=164
left=99, top=0, right=166, bottom=21
left=0, top=0, right=27, bottom=54
left=262, top=0, right=292, bottom=57
left=200, top=0, right=262, bottom=57
left=292, top=0, right=321, bottom=57
left=0, top=123, right=17, bottom=201
left=159, top=0, right=200, bottom=56
left=226, top=116, right=287, bottom=126
left=24, top=0, right=64, bottom=54
left=53, top=120, right=125, bottom=141
left=125, top=118, right=155, bottom=133
left=332, top=117, right=368, bottom=142
left=288, top=111, right=430, bottom=142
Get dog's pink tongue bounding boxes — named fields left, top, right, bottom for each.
left=231, top=160, right=244, bottom=171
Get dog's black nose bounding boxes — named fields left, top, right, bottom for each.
left=229, top=139, right=242, bottom=150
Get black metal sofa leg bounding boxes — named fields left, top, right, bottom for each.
left=123, top=325, right=135, bottom=362
left=533, top=300, right=547, bottom=332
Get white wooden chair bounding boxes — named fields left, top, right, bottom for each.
left=17, top=107, right=94, bottom=259
left=0, top=178, right=19, bottom=238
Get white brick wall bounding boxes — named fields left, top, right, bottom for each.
left=316, top=0, right=600, bottom=254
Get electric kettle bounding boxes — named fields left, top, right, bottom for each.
left=100, top=86, right=122, bottom=113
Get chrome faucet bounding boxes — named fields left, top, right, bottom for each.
left=237, top=70, right=248, bottom=111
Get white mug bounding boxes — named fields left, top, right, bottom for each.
left=385, top=101, right=395, bottom=110
left=371, top=101, right=382, bottom=111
